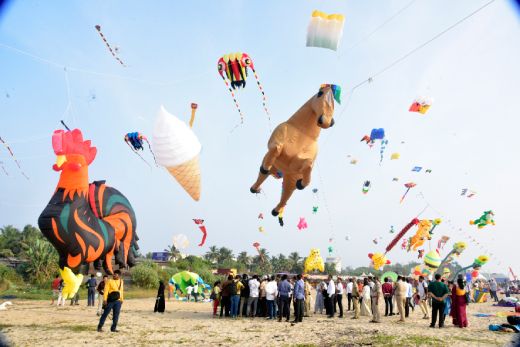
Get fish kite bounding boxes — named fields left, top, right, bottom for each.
left=470, top=211, right=495, bottom=229
left=306, top=11, right=345, bottom=51
left=253, top=242, right=264, bottom=266
left=193, top=219, right=207, bottom=246
left=124, top=132, right=158, bottom=169
left=95, top=25, right=127, bottom=67
left=399, top=183, right=417, bottom=203
left=217, top=52, right=270, bottom=133
left=409, top=95, right=434, bottom=114
left=298, top=218, right=308, bottom=230
left=189, top=103, right=198, bottom=127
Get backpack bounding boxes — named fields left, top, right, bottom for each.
left=210, top=288, right=217, bottom=300
left=229, top=281, right=238, bottom=296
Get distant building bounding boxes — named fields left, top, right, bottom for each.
left=326, top=257, right=342, bottom=272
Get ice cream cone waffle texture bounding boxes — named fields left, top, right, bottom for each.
left=153, top=105, right=202, bottom=201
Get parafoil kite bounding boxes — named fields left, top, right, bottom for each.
left=391, top=153, right=400, bottom=160
left=304, top=248, right=324, bottom=272
left=470, top=211, right=495, bottom=229
left=467, top=190, right=477, bottom=198
left=362, top=180, right=371, bottom=194
left=153, top=106, right=202, bottom=201
left=417, top=249, right=425, bottom=259
left=328, top=246, right=333, bottom=255
left=411, top=166, right=422, bottom=172
left=38, top=128, right=140, bottom=298
left=259, top=227, right=266, bottom=234
left=385, top=218, right=419, bottom=253
left=312, top=206, right=318, bottom=214
left=437, top=235, right=450, bottom=249
left=399, top=183, right=417, bottom=203
left=124, top=132, right=158, bottom=169
left=250, top=85, right=339, bottom=219
left=350, top=159, right=358, bottom=164
left=171, top=271, right=210, bottom=300
left=189, top=103, right=198, bottom=127
left=369, top=128, right=388, bottom=164
left=258, top=213, right=263, bottom=219
left=407, top=220, right=432, bottom=251
left=369, top=253, right=390, bottom=270
left=425, top=169, right=432, bottom=173
left=393, top=178, right=399, bottom=181
left=360, top=135, right=371, bottom=144
left=0, top=137, right=31, bottom=180
left=409, top=95, right=434, bottom=114
left=429, top=218, right=442, bottom=235
left=461, top=188, right=468, bottom=196
left=306, top=11, right=344, bottom=51
left=173, top=234, right=189, bottom=250
left=253, top=242, right=264, bottom=266
left=95, top=25, right=128, bottom=67
left=298, top=218, right=308, bottom=230
left=217, top=52, right=270, bottom=133
left=193, top=219, right=207, bottom=246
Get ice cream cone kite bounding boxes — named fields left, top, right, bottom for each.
left=153, top=105, right=202, bottom=201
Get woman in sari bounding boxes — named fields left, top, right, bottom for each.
left=314, top=281, right=326, bottom=314
left=154, top=280, right=166, bottom=313
left=360, top=278, right=372, bottom=316
left=450, top=278, right=468, bottom=328
left=444, top=281, right=453, bottom=316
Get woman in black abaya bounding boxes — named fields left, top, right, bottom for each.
left=154, top=281, right=166, bottom=313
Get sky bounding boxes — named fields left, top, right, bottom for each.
left=0, top=0, right=519, bottom=275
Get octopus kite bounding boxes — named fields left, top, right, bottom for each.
left=124, top=132, right=158, bottom=168
left=253, top=242, right=264, bottom=266
left=217, top=52, right=270, bottom=133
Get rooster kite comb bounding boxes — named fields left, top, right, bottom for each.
left=52, top=129, right=97, bottom=166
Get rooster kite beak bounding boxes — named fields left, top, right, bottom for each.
left=56, top=155, right=67, bottom=168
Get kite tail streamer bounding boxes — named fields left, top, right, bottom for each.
left=0, top=137, right=31, bottom=180
left=142, top=138, right=158, bottom=167
left=0, top=162, right=13, bottom=178
left=221, top=76, right=244, bottom=137
left=255, top=245, right=264, bottom=266
left=385, top=218, right=419, bottom=253
left=95, top=25, right=127, bottom=67
left=125, top=141, right=152, bottom=170
left=399, top=188, right=411, bottom=204
left=380, top=140, right=388, bottom=165
left=251, top=69, right=271, bottom=132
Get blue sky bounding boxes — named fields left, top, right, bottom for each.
left=0, top=0, right=519, bottom=274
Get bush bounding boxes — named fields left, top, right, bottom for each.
left=158, top=267, right=179, bottom=283
left=131, top=264, right=159, bottom=289
left=0, top=264, right=13, bottom=278
left=138, top=260, right=158, bottom=270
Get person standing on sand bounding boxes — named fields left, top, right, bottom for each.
left=247, top=275, right=260, bottom=318
left=97, top=270, right=123, bottom=333
left=370, top=277, right=382, bottom=323
left=265, top=275, right=278, bottom=320
left=193, top=282, right=199, bottom=303
left=239, top=274, right=249, bottom=317
left=167, top=281, right=173, bottom=301
left=277, top=275, right=291, bottom=322
left=51, top=275, right=61, bottom=305
left=154, top=280, right=166, bottom=313
left=57, top=279, right=66, bottom=306
left=303, top=276, right=311, bottom=317
left=489, top=278, right=498, bottom=302
left=230, top=275, right=244, bottom=318
left=211, top=281, right=221, bottom=316
left=346, top=277, right=353, bottom=311
left=428, top=274, right=450, bottom=328
left=314, top=281, right=325, bottom=314
left=405, top=277, right=413, bottom=318
left=86, top=274, right=97, bottom=307
left=326, top=275, right=335, bottom=319
left=259, top=276, right=268, bottom=317
left=292, top=274, right=305, bottom=323
left=393, top=276, right=407, bottom=323
left=220, top=275, right=233, bottom=317
left=418, top=276, right=429, bottom=319
left=335, top=277, right=344, bottom=318
left=382, top=277, right=394, bottom=316
left=351, top=278, right=361, bottom=319
left=97, top=275, right=108, bottom=316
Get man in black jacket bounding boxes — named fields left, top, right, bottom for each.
left=239, top=274, right=249, bottom=317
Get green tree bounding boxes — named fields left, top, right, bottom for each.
left=237, top=251, right=250, bottom=266
left=23, top=238, right=59, bottom=284
left=0, top=225, right=23, bottom=257
left=145, top=252, right=153, bottom=259
left=205, top=245, right=219, bottom=263
left=164, top=245, right=181, bottom=261
left=218, top=247, right=234, bottom=266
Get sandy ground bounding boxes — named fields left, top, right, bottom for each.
left=0, top=293, right=518, bottom=347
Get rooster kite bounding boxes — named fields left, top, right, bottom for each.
left=38, top=129, right=139, bottom=298
left=193, top=219, right=207, bottom=246
left=217, top=52, right=270, bottom=133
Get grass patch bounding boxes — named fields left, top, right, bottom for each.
left=193, top=325, right=205, bottom=330
left=358, top=334, right=447, bottom=347
left=451, top=336, right=500, bottom=345
left=222, top=337, right=238, bottom=344
left=68, top=325, right=93, bottom=332
left=0, top=325, right=14, bottom=331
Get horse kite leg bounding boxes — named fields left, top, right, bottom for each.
left=273, top=173, right=300, bottom=216
left=251, top=141, right=283, bottom=193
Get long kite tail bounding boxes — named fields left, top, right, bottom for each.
left=256, top=246, right=264, bottom=266
left=221, top=76, right=244, bottom=136
left=95, top=25, right=127, bottom=67
left=251, top=68, right=271, bottom=132
left=0, top=162, right=13, bottom=178
left=399, top=188, right=410, bottom=204
left=125, top=141, right=152, bottom=170
left=142, top=138, right=158, bottom=167
left=198, top=226, right=207, bottom=247
left=0, top=137, right=31, bottom=180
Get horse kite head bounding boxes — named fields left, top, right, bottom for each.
left=313, top=84, right=341, bottom=129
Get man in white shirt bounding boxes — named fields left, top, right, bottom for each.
left=247, top=275, right=260, bottom=317
left=418, top=276, right=429, bottom=319
left=335, top=278, right=344, bottom=318
left=346, top=278, right=353, bottom=311
left=186, top=285, right=193, bottom=302
left=193, top=283, right=199, bottom=302
left=405, top=278, right=413, bottom=318
left=265, top=276, right=278, bottom=320
left=327, top=275, right=335, bottom=319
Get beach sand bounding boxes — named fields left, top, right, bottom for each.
left=0, top=293, right=517, bottom=346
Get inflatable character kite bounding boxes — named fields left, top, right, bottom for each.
left=217, top=52, right=270, bottom=132
left=407, top=219, right=432, bottom=251
left=470, top=211, right=495, bottom=229
left=369, top=253, right=391, bottom=270
left=38, top=129, right=140, bottom=299
left=305, top=248, right=325, bottom=272
left=417, top=249, right=425, bottom=259
left=124, top=132, right=158, bottom=169
left=250, top=85, right=339, bottom=220
left=298, top=218, right=308, bottom=230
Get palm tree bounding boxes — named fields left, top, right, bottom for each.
left=253, top=248, right=269, bottom=266
left=205, top=245, right=219, bottom=263
left=163, top=244, right=181, bottom=261
left=0, top=225, right=23, bottom=257
left=289, top=252, right=301, bottom=266
left=237, top=251, right=250, bottom=266
left=218, top=247, right=234, bottom=267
